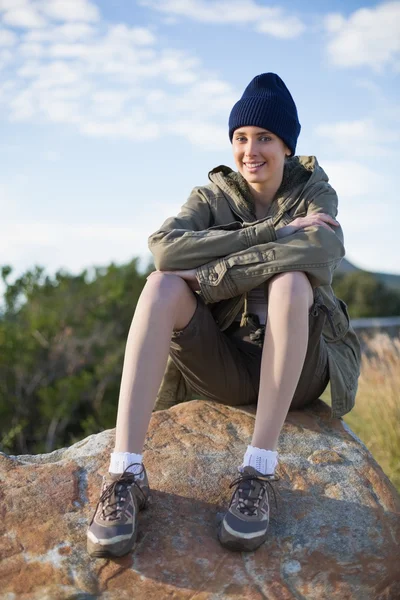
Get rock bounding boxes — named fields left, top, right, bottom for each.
left=1, top=399, right=399, bottom=600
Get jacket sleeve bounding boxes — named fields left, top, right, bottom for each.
left=148, top=186, right=277, bottom=270
left=196, top=184, right=345, bottom=303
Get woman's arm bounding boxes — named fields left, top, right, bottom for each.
left=148, top=187, right=276, bottom=271
left=195, top=186, right=345, bottom=303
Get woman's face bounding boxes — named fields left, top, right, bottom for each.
left=232, top=126, right=290, bottom=190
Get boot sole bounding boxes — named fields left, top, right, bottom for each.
left=86, top=485, right=151, bottom=558
left=87, top=526, right=138, bottom=559
left=218, top=522, right=267, bottom=552
left=87, top=497, right=150, bottom=559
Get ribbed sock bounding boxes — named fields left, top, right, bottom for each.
left=109, top=452, right=143, bottom=476
left=240, top=445, right=278, bottom=476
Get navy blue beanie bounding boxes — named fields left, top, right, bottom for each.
left=228, top=73, right=301, bottom=156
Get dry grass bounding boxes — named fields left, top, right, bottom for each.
left=343, top=333, right=400, bottom=491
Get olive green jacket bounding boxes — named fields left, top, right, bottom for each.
left=148, top=156, right=361, bottom=418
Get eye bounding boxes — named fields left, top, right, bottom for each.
left=259, top=135, right=272, bottom=142
left=235, top=136, right=246, bottom=142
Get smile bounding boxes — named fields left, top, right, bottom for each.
left=244, top=162, right=266, bottom=170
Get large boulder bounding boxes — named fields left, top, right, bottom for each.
left=1, top=399, right=399, bottom=600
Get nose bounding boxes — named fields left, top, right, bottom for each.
left=244, top=138, right=257, bottom=157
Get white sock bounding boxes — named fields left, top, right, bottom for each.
left=109, top=452, right=143, bottom=476
left=240, top=445, right=278, bottom=476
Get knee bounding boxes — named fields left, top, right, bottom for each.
left=268, top=272, right=314, bottom=307
left=144, top=272, right=191, bottom=306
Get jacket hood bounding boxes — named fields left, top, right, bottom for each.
left=208, top=156, right=329, bottom=219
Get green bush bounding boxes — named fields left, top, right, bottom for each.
left=333, top=271, right=400, bottom=318
left=0, top=260, right=152, bottom=454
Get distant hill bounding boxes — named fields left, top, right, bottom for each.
left=337, top=259, right=400, bottom=292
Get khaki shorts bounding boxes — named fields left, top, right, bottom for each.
left=169, top=294, right=329, bottom=410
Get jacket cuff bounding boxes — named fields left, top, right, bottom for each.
left=249, top=219, right=277, bottom=246
left=196, top=262, right=236, bottom=303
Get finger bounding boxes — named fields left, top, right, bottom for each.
left=318, top=214, right=339, bottom=225
left=307, top=218, right=333, bottom=230
left=313, top=216, right=336, bottom=227
left=309, top=219, right=327, bottom=228
left=319, top=223, right=335, bottom=232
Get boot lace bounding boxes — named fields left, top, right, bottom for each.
left=229, top=472, right=279, bottom=517
left=95, top=463, right=146, bottom=522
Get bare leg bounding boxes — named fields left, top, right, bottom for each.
left=114, top=273, right=197, bottom=454
left=251, top=272, right=314, bottom=450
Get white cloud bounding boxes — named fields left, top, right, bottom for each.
left=0, top=219, right=153, bottom=283
left=23, top=22, right=96, bottom=42
left=324, top=1, right=400, bottom=70
left=167, top=119, right=227, bottom=149
left=2, top=5, right=47, bottom=28
left=105, top=24, right=156, bottom=46
left=8, top=88, right=35, bottom=119
left=0, top=48, right=12, bottom=71
left=0, top=0, right=29, bottom=9
left=17, top=60, right=82, bottom=87
left=311, top=158, right=395, bottom=263
left=323, top=160, right=385, bottom=199
left=173, top=80, right=236, bottom=117
left=0, top=28, right=17, bottom=46
left=315, top=119, right=400, bottom=158
left=0, top=8, right=236, bottom=149
left=19, top=42, right=45, bottom=57
left=321, top=160, right=397, bottom=274
left=256, top=17, right=303, bottom=39
left=140, top=0, right=305, bottom=39
left=0, top=78, right=15, bottom=103
left=38, top=0, right=99, bottom=22
left=81, top=117, right=160, bottom=140
left=0, top=0, right=99, bottom=31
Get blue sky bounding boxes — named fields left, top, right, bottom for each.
left=1, top=0, right=399, bottom=300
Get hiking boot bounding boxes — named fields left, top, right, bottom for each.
left=218, top=466, right=279, bottom=552
left=87, top=463, right=151, bottom=558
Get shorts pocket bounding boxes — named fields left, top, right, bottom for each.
left=323, top=297, right=351, bottom=342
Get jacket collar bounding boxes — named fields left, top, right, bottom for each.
left=208, top=156, right=319, bottom=222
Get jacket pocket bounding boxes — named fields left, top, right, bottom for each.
left=206, top=260, right=228, bottom=285
left=225, top=249, right=264, bottom=268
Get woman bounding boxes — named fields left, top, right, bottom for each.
left=87, top=73, right=361, bottom=557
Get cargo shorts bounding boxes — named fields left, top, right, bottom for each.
left=169, top=293, right=329, bottom=410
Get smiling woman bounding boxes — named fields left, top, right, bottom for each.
left=232, top=127, right=290, bottom=218
left=86, top=72, right=361, bottom=558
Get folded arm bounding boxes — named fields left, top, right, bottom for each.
left=148, top=187, right=276, bottom=270
left=196, top=186, right=345, bottom=303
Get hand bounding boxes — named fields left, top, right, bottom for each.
left=276, top=213, right=340, bottom=239
left=147, top=269, right=200, bottom=292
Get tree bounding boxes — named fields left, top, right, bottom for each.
left=333, top=271, right=400, bottom=318
left=0, top=259, right=153, bottom=454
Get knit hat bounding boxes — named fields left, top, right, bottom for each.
left=228, top=73, right=301, bottom=156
